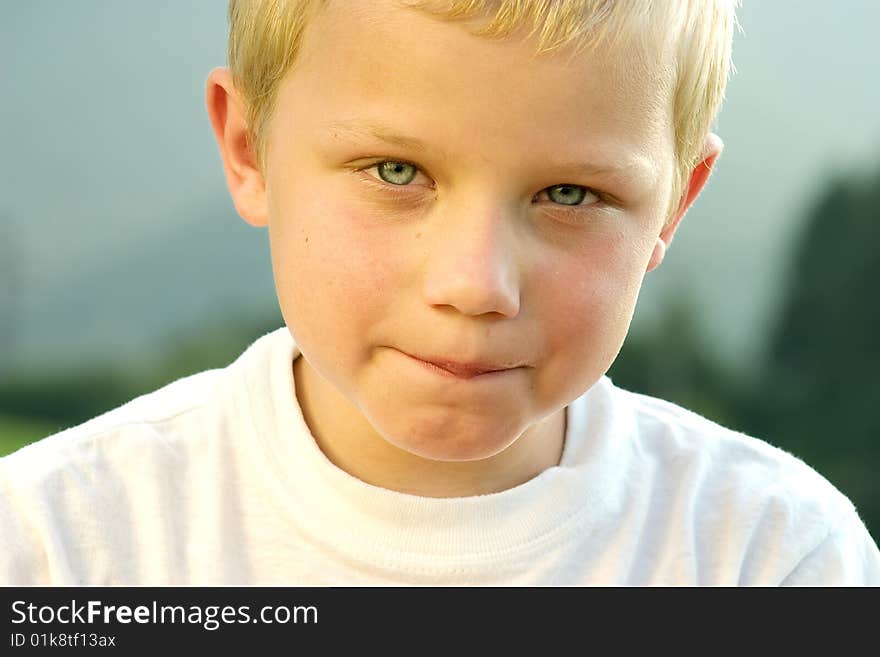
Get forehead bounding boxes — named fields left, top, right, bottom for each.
left=276, top=0, right=674, bottom=178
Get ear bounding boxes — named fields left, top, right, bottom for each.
left=205, top=67, right=268, bottom=227
left=646, top=132, right=724, bottom=272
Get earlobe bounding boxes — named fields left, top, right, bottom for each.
left=205, top=67, right=268, bottom=227
left=645, top=237, right=667, bottom=273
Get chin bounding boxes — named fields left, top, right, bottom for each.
left=375, top=412, right=524, bottom=462
left=395, top=440, right=513, bottom=463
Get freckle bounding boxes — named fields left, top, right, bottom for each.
left=415, top=232, right=422, bottom=239
left=305, top=237, right=309, bottom=244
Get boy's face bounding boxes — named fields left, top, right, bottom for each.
left=209, top=0, right=720, bottom=475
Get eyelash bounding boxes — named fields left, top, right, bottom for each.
left=357, top=159, right=607, bottom=211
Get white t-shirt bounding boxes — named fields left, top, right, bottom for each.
left=1, top=328, right=878, bottom=585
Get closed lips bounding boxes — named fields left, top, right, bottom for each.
left=403, top=351, right=522, bottom=376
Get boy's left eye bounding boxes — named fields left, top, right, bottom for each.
left=534, top=185, right=599, bottom=207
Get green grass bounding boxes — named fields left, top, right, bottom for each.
left=0, top=413, right=64, bottom=457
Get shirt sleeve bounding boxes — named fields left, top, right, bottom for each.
left=780, top=505, right=880, bottom=586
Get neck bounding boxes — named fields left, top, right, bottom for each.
left=293, top=355, right=567, bottom=498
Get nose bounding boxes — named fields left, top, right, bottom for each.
left=420, top=200, right=521, bottom=318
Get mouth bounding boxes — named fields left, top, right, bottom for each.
left=400, top=351, right=520, bottom=380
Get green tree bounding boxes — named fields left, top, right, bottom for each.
left=755, top=166, right=880, bottom=537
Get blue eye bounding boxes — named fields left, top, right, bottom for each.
left=376, top=161, right=418, bottom=185
left=546, top=184, right=589, bottom=206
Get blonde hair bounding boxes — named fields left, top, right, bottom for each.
left=227, top=0, right=740, bottom=222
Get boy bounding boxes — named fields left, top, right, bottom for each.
left=1, top=0, right=878, bottom=585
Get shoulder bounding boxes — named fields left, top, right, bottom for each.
left=2, top=366, right=225, bottom=484
left=604, top=379, right=880, bottom=584
left=0, top=325, right=284, bottom=584
left=0, top=328, right=290, bottom=583
left=0, top=326, right=291, bottom=483
left=0, top=368, right=227, bottom=580
left=615, top=381, right=841, bottom=505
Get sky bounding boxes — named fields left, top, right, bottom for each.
left=2, top=1, right=880, bottom=377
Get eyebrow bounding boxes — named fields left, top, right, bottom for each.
left=323, top=119, right=656, bottom=185
left=324, top=120, right=430, bottom=151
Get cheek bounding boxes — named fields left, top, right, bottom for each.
left=544, top=227, right=646, bottom=324
left=269, top=193, right=403, bottom=344
left=533, top=230, right=652, bottom=393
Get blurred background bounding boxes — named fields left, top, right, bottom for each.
left=1, top=2, right=878, bottom=542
